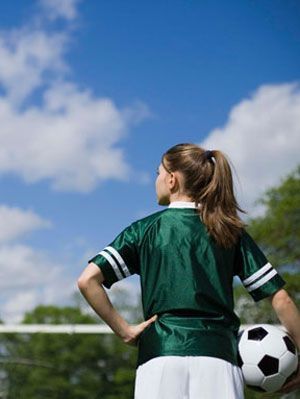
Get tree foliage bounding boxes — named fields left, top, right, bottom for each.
left=248, top=165, right=300, bottom=269
left=0, top=305, right=137, bottom=399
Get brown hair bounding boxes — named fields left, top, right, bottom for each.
left=162, top=143, right=245, bottom=248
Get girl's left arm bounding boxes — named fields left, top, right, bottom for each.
left=77, top=262, right=157, bottom=346
left=269, top=289, right=300, bottom=393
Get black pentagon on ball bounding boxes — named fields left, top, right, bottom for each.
left=248, top=327, right=268, bottom=341
left=283, top=336, right=296, bottom=354
left=258, top=355, right=279, bottom=376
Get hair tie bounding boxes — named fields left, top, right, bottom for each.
left=203, top=150, right=213, bottom=160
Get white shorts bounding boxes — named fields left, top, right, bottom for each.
left=134, top=356, right=244, bottom=399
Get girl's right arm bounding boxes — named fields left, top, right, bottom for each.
left=269, top=288, right=300, bottom=393
left=77, top=262, right=157, bottom=346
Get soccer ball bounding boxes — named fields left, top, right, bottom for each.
left=238, top=324, right=298, bottom=392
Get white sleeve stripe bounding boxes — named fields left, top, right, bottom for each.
left=105, top=246, right=131, bottom=277
left=242, top=262, right=273, bottom=286
left=246, top=269, right=278, bottom=292
left=99, top=251, right=124, bottom=281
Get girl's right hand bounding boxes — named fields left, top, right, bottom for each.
left=122, top=315, right=158, bottom=346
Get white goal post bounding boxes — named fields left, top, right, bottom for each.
left=0, top=324, right=282, bottom=334
left=0, top=324, right=112, bottom=334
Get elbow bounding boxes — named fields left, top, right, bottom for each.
left=77, top=263, right=105, bottom=291
left=271, top=289, right=293, bottom=311
left=77, top=273, right=92, bottom=292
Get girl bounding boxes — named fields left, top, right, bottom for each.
left=78, top=143, right=300, bottom=398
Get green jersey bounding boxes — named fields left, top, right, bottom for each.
left=89, top=201, right=285, bottom=367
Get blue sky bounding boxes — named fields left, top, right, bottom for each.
left=0, top=0, right=299, bottom=322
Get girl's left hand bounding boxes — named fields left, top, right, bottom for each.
left=122, top=315, right=158, bottom=346
left=278, top=364, right=300, bottom=394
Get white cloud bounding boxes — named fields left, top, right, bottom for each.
left=0, top=1, right=149, bottom=192
left=0, top=83, right=149, bottom=192
left=0, top=206, right=141, bottom=323
left=39, top=0, right=81, bottom=21
left=200, top=83, right=300, bottom=215
left=0, top=244, right=57, bottom=289
left=0, top=243, right=75, bottom=323
left=0, top=29, right=67, bottom=104
left=0, top=240, right=141, bottom=323
left=0, top=205, right=51, bottom=243
left=2, top=291, right=39, bottom=324
left=0, top=204, right=74, bottom=323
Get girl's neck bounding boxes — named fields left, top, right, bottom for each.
left=169, top=194, right=194, bottom=203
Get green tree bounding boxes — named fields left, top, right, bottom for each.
left=0, top=305, right=137, bottom=399
left=248, top=165, right=300, bottom=270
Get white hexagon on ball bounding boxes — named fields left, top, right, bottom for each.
left=239, top=339, right=265, bottom=365
left=262, top=374, right=286, bottom=393
left=279, top=350, right=298, bottom=378
left=241, top=364, right=264, bottom=387
left=260, top=328, right=287, bottom=358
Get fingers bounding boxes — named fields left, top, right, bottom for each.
left=280, top=383, right=295, bottom=394
left=278, top=372, right=300, bottom=394
left=143, top=314, right=158, bottom=327
left=124, top=315, right=158, bottom=347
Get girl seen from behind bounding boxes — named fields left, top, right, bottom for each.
left=78, top=143, right=300, bottom=398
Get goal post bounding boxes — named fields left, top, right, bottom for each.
left=0, top=324, right=111, bottom=334
left=0, top=324, right=281, bottom=334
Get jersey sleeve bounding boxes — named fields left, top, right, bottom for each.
left=88, top=223, right=140, bottom=289
left=235, top=230, right=285, bottom=302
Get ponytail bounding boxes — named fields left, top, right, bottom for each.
left=163, top=143, right=245, bottom=248
left=196, top=150, right=245, bottom=248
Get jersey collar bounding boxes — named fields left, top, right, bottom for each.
left=168, top=201, right=197, bottom=209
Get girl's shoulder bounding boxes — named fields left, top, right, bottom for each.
left=131, top=208, right=168, bottom=231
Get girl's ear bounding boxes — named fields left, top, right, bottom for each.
left=168, top=172, right=180, bottom=192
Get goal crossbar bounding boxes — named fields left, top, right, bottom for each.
left=0, top=324, right=281, bottom=334
left=0, top=324, right=112, bottom=334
